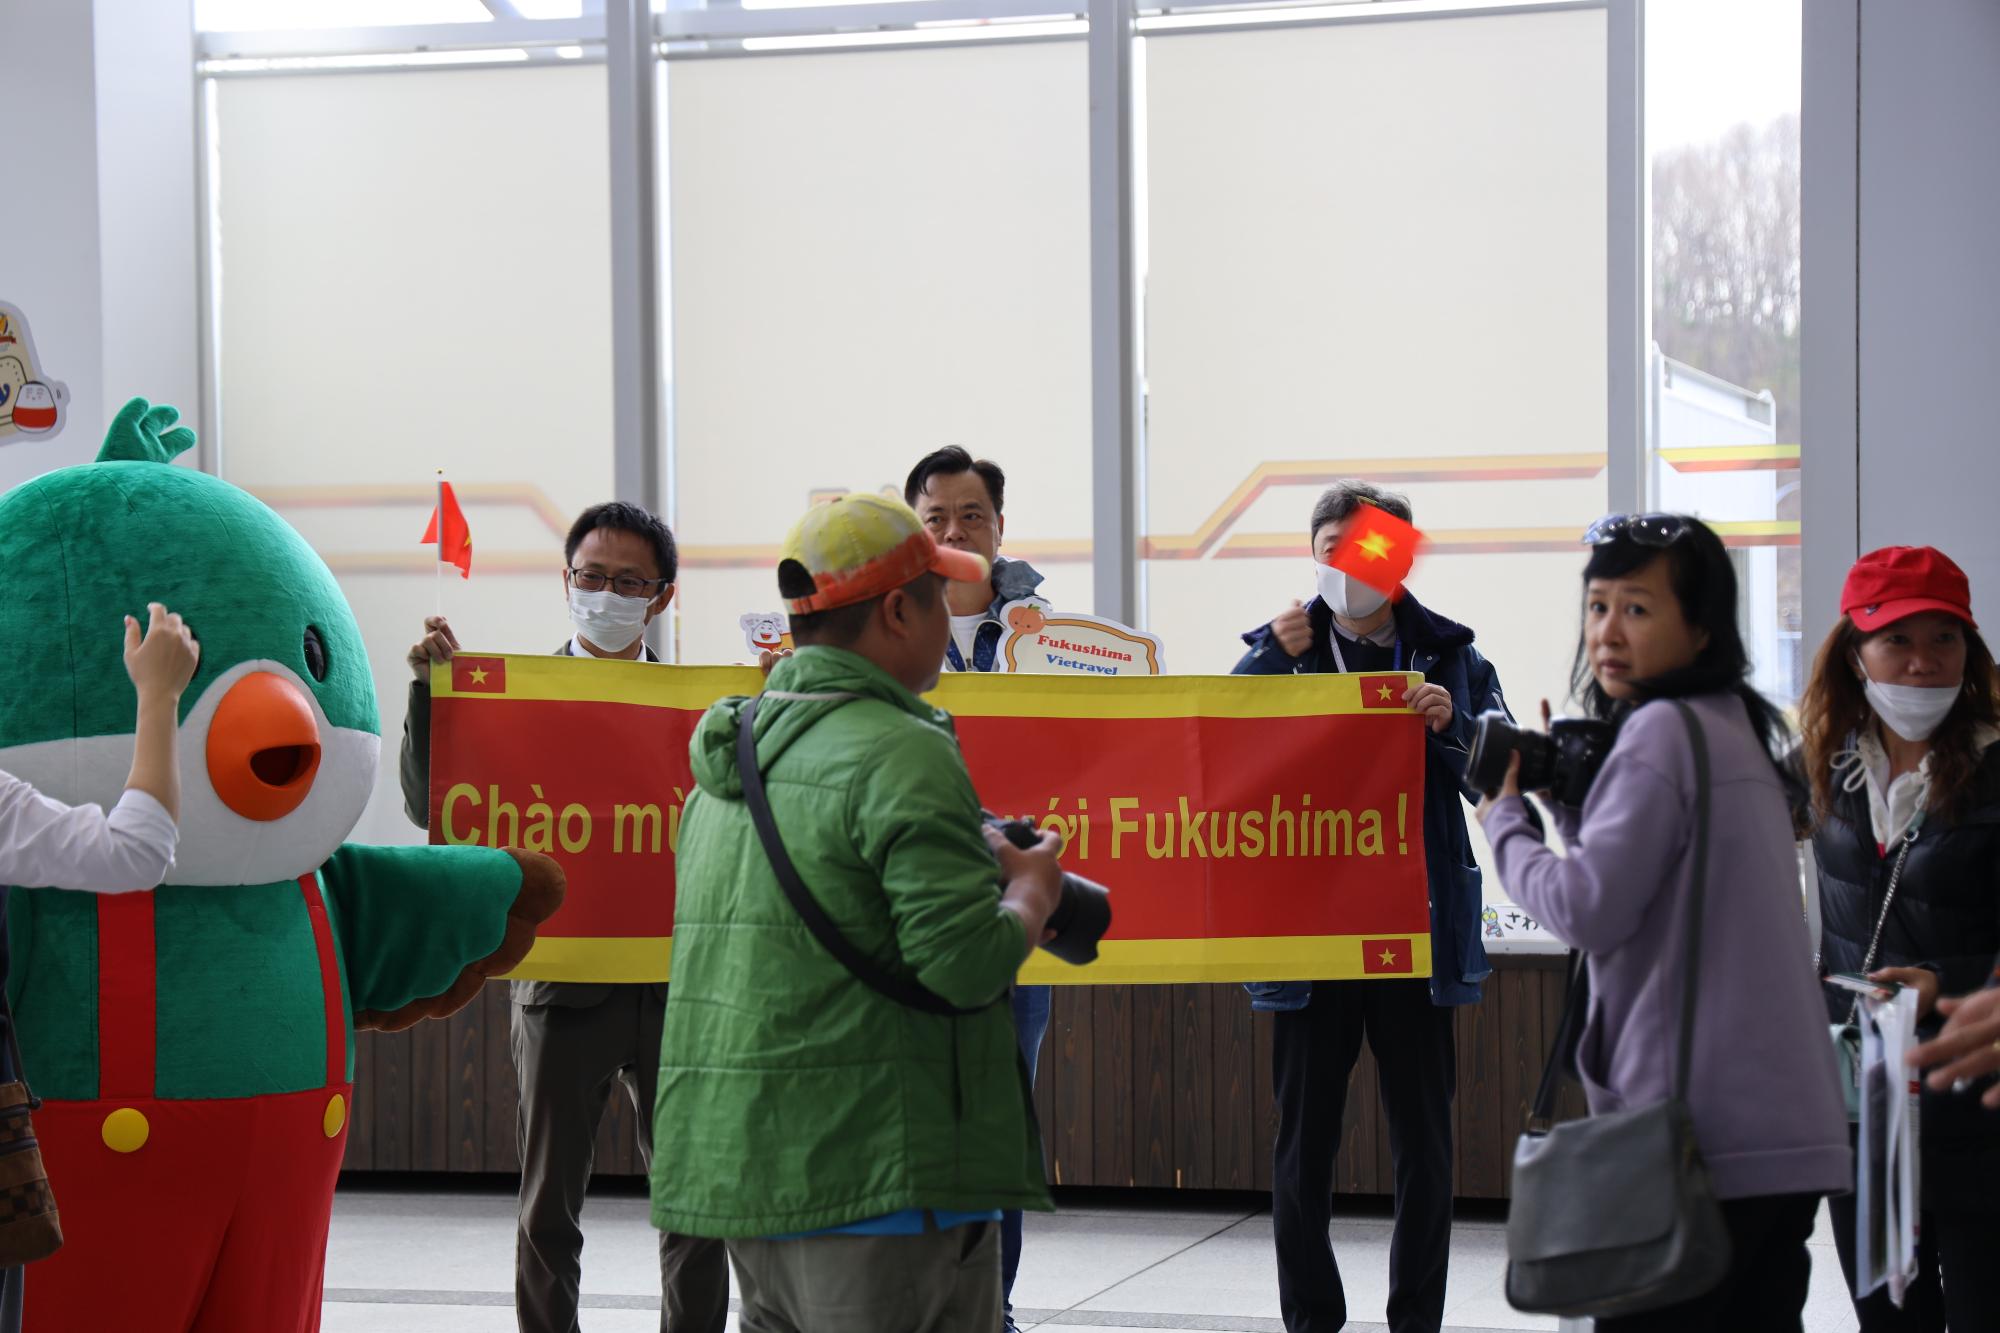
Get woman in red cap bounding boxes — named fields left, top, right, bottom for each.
left=1801, top=545, right=2000, bottom=1330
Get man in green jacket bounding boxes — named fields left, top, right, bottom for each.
left=650, top=492, right=1064, bottom=1332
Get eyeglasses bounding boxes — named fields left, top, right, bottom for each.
left=1581, top=513, right=1694, bottom=548
left=568, top=568, right=668, bottom=599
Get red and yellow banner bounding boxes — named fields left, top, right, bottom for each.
left=429, top=656, right=1431, bottom=986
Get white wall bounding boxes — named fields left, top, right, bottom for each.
left=0, top=0, right=106, bottom=489
left=1803, top=0, right=2000, bottom=644
left=0, top=0, right=197, bottom=491
left=1856, top=0, right=2000, bottom=625
left=93, top=0, right=200, bottom=437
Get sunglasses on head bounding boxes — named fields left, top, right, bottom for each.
left=1581, top=513, right=1694, bottom=548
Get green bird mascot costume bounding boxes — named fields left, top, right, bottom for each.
left=0, top=400, right=564, bottom=1331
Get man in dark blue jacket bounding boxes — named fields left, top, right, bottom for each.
left=1234, top=481, right=1512, bottom=1333
left=905, top=445, right=1052, bottom=1333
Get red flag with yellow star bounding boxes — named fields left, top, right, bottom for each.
left=422, top=478, right=473, bottom=579
left=450, top=656, right=507, bottom=693
left=1361, top=938, right=1414, bottom=975
left=1327, top=502, right=1421, bottom=596
left=1357, top=674, right=1408, bottom=710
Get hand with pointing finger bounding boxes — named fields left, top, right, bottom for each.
left=124, top=602, right=200, bottom=702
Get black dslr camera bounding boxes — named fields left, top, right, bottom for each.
left=1466, top=712, right=1615, bottom=808
left=986, top=815, right=1112, bottom=966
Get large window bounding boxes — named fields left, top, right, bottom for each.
left=661, top=42, right=1093, bottom=665
left=197, top=0, right=1666, bottom=890
left=213, top=64, right=613, bottom=845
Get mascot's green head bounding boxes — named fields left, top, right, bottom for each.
left=0, top=399, right=378, bottom=885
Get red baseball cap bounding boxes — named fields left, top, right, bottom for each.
left=1841, top=546, right=1977, bottom=632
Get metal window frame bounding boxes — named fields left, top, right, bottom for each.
left=192, top=0, right=1643, bottom=633
left=608, top=0, right=671, bottom=654
left=1606, top=0, right=1645, bottom=517
left=195, top=77, right=225, bottom=475
left=1090, top=0, right=1140, bottom=621
left=196, top=17, right=602, bottom=62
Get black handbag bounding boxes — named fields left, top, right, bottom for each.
left=1504, top=700, right=1732, bottom=1318
left=734, top=694, right=996, bottom=1018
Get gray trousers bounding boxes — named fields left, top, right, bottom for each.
left=727, top=1223, right=1002, bottom=1333
left=511, top=989, right=729, bottom=1333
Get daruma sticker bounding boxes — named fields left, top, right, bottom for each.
left=997, top=599, right=1164, bottom=677
left=0, top=302, right=70, bottom=445
left=739, top=611, right=794, bottom=659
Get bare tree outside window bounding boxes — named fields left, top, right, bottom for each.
left=1653, top=112, right=1804, bottom=695
left=1654, top=113, right=1801, bottom=439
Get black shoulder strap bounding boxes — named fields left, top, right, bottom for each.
left=1529, top=950, right=1588, bottom=1126
left=1668, top=699, right=1712, bottom=1103
left=734, top=694, right=989, bottom=1018
left=1528, top=699, right=1713, bottom=1122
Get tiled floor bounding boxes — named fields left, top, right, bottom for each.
left=321, top=1182, right=1863, bottom=1331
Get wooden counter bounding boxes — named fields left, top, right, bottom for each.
left=339, top=956, right=1583, bottom=1200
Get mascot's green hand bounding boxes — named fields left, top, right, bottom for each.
left=101, top=396, right=198, bottom=466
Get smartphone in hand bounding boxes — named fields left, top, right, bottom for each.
left=1825, top=971, right=1902, bottom=1000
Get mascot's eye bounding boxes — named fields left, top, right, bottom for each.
left=303, top=626, right=329, bottom=683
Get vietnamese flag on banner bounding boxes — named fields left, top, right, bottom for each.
left=1328, top=502, right=1421, bottom=596
left=1362, top=938, right=1415, bottom=974
left=423, top=478, right=473, bottom=579
left=1357, top=675, right=1408, bottom=710
left=427, top=660, right=1432, bottom=986
left=452, top=657, right=507, bottom=694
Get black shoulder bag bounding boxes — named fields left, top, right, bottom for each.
left=734, top=694, right=995, bottom=1018
left=1504, top=699, right=1732, bottom=1318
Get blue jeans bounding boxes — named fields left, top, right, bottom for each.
left=1002, top=984, right=1052, bottom=1320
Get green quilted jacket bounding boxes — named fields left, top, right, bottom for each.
left=648, top=646, right=1050, bottom=1237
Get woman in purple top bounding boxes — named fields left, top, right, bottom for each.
left=1479, top=515, right=1850, bottom=1332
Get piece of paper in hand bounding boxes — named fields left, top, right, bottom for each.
left=1854, top=986, right=1921, bottom=1306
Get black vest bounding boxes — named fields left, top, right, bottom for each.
left=1813, top=740, right=2000, bottom=1208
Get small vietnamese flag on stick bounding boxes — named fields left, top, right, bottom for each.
left=1327, top=502, right=1422, bottom=597
left=423, top=472, right=473, bottom=581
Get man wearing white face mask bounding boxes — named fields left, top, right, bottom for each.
left=1233, top=481, right=1515, bottom=1333
left=399, top=501, right=730, bottom=1333
left=1800, top=545, right=2000, bottom=1330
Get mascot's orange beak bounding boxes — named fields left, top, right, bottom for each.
left=206, top=672, right=323, bottom=821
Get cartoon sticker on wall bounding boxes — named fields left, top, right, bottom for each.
left=0, top=303, right=71, bottom=444
left=739, top=612, right=795, bottom=660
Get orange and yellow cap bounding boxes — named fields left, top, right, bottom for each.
left=779, top=492, right=989, bottom=616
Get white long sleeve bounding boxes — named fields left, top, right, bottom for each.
left=0, top=770, right=177, bottom=892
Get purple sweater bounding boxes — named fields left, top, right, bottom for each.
left=1481, top=693, right=1851, bottom=1201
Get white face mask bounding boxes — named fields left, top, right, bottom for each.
left=1314, top=562, right=1389, bottom=620
left=1856, top=662, right=1958, bottom=742
left=569, top=586, right=652, bottom=653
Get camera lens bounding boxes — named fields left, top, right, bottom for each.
left=1467, top=712, right=1522, bottom=797
left=1041, top=874, right=1112, bottom=966
left=984, top=813, right=1113, bottom=965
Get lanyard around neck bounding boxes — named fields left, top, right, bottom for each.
left=1327, top=630, right=1402, bottom=676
